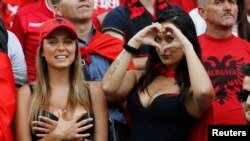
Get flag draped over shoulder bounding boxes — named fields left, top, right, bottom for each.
left=188, top=105, right=215, bottom=141
left=80, top=30, right=124, bottom=64
left=79, top=30, right=135, bottom=69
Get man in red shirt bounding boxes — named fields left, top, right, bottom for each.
left=12, top=0, right=56, bottom=82
left=188, top=1, right=250, bottom=141
left=198, top=0, right=250, bottom=125
left=1, top=0, right=37, bottom=29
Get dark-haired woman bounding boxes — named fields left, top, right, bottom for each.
left=102, top=9, right=214, bottom=141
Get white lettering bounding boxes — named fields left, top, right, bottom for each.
left=212, top=129, right=247, bottom=136
left=212, top=129, right=218, bottom=136
left=241, top=131, right=247, bottom=136
left=94, top=0, right=120, bottom=10
left=28, top=22, right=43, bottom=27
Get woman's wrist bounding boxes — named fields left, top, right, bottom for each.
left=124, top=44, right=140, bottom=55
left=127, top=37, right=142, bottom=49
left=182, top=43, right=194, bottom=53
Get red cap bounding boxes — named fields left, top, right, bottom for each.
left=39, top=17, right=77, bottom=43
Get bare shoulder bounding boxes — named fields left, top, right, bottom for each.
left=16, top=84, right=33, bottom=114
left=17, top=84, right=33, bottom=100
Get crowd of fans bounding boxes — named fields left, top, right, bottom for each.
left=1, top=0, right=250, bottom=141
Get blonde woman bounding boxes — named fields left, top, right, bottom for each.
left=15, top=17, right=108, bottom=141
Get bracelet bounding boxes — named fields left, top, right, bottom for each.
left=123, top=44, right=140, bottom=55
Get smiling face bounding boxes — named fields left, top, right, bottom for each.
left=202, top=0, right=238, bottom=27
left=242, top=76, right=250, bottom=123
left=59, top=0, right=94, bottom=22
left=42, top=28, right=77, bottom=70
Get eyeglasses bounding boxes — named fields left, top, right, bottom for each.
left=237, top=90, right=250, bottom=102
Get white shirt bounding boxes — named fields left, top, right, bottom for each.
left=189, top=8, right=206, bottom=36
left=7, top=30, right=27, bottom=86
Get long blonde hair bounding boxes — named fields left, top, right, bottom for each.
left=28, top=40, right=91, bottom=129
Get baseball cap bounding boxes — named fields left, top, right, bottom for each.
left=39, top=17, right=77, bottom=43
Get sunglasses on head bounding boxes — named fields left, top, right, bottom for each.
left=237, top=90, right=250, bottom=102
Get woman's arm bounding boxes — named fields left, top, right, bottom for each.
left=102, top=23, right=163, bottom=102
left=16, top=86, right=92, bottom=141
left=15, top=85, right=33, bottom=141
left=185, top=40, right=214, bottom=118
left=101, top=47, right=137, bottom=102
left=16, top=85, right=63, bottom=141
left=164, top=24, right=215, bottom=118
left=89, top=82, right=108, bottom=141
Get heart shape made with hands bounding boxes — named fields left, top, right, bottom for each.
left=154, top=25, right=183, bottom=53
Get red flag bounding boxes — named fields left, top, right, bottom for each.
left=80, top=30, right=134, bottom=69
left=188, top=105, right=215, bottom=141
left=81, top=30, right=124, bottom=61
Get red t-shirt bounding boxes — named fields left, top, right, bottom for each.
left=199, top=33, right=250, bottom=124
left=2, top=0, right=36, bottom=29
left=0, top=52, right=16, bottom=141
left=3, top=0, right=34, bottom=6
left=12, top=0, right=55, bottom=82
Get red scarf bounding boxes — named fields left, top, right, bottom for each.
left=79, top=30, right=124, bottom=65
left=79, top=30, right=134, bottom=69
left=154, top=63, right=175, bottom=78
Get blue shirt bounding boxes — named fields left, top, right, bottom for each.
left=79, top=26, right=126, bottom=122
left=78, top=27, right=111, bottom=81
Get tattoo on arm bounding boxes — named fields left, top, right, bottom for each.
left=107, top=51, right=127, bottom=81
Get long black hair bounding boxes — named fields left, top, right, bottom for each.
left=138, top=9, right=201, bottom=101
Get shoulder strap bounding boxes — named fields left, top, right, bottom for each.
left=28, top=84, right=34, bottom=95
left=86, top=84, right=94, bottom=118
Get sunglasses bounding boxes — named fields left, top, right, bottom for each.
left=237, top=90, right=250, bottom=102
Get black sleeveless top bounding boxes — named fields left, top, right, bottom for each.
left=28, top=84, right=94, bottom=141
left=127, top=86, right=195, bottom=141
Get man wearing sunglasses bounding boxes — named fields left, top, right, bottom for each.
left=238, top=63, right=250, bottom=124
